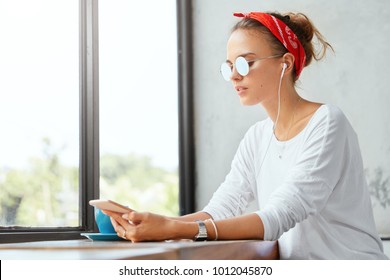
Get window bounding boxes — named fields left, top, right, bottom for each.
left=0, top=0, right=192, bottom=243
left=0, top=0, right=79, bottom=228
left=99, top=0, right=179, bottom=216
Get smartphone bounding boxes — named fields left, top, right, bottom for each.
left=89, top=199, right=131, bottom=213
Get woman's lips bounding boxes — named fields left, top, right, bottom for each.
left=235, top=86, right=248, bottom=96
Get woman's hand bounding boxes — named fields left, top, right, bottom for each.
left=103, top=210, right=179, bottom=242
left=103, top=210, right=264, bottom=242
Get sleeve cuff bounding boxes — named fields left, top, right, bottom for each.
left=255, top=210, right=274, bottom=241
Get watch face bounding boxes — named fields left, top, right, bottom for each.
left=195, top=220, right=208, bottom=241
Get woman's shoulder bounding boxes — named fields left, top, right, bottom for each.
left=313, top=104, right=348, bottom=124
left=307, top=103, right=353, bottom=136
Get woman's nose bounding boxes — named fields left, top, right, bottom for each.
left=230, top=65, right=242, bottom=81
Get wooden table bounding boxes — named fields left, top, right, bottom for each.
left=0, top=239, right=279, bottom=260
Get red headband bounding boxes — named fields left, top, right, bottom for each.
left=234, top=12, right=306, bottom=79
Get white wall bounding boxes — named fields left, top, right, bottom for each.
left=192, top=0, right=390, bottom=257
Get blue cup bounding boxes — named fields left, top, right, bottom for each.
left=94, top=207, right=115, bottom=233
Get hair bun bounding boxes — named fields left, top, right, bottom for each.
left=281, top=12, right=333, bottom=66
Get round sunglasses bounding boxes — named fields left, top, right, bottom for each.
left=220, top=54, right=284, bottom=81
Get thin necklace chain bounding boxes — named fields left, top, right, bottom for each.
left=278, top=96, right=302, bottom=159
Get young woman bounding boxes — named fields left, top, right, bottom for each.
left=104, top=11, right=387, bottom=259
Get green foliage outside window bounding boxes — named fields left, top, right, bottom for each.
left=0, top=139, right=179, bottom=227
left=100, top=153, right=179, bottom=216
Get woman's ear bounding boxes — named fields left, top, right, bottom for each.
left=282, top=53, right=295, bottom=73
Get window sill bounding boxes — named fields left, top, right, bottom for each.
left=0, top=231, right=89, bottom=244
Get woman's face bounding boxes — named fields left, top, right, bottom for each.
left=226, top=29, right=283, bottom=106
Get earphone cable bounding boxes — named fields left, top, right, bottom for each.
left=256, top=66, right=285, bottom=179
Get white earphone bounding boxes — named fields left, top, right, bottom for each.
left=281, top=63, right=287, bottom=77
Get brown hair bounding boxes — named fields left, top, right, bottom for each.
left=232, top=12, right=333, bottom=75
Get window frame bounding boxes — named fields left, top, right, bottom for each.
left=0, top=0, right=194, bottom=243
left=177, top=0, right=195, bottom=215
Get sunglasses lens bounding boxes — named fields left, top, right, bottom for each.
left=235, top=57, right=249, bottom=76
left=220, top=63, right=232, bottom=81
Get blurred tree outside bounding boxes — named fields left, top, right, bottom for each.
left=0, top=138, right=78, bottom=227
left=100, top=154, right=179, bottom=216
left=0, top=139, right=179, bottom=227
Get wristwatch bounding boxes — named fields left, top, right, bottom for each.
left=194, top=220, right=208, bottom=241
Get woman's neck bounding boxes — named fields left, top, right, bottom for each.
left=261, top=82, right=303, bottom=140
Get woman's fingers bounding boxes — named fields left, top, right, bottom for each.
left=122, top=211, right=144, bottom=224
left=107, top=211, right=171, bottom=242
left=101, top=210, right=137, bottom=241
left=110, top=216, right=125, bottom=239
left=110, top=216, right=119, bottom=227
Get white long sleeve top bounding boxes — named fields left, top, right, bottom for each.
left=203, top=104, right=387, bottom=259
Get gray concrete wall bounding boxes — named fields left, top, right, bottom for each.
left=192, top=0, right=390, bottom=255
